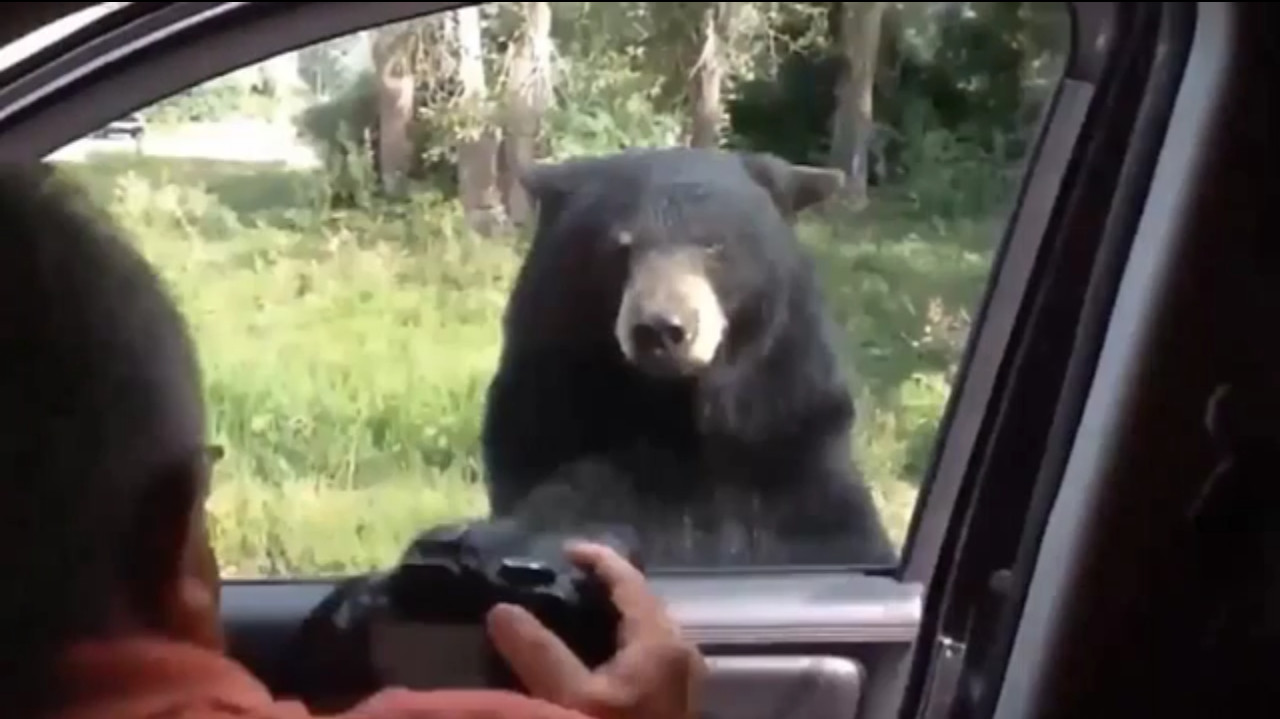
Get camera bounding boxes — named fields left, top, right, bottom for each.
left=368, top=518, right=643, bottom=692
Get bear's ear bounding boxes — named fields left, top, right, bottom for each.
left=519, top=160, right=589, bottom=223
left=519, top=162, right=570, bottom=204
left=788, top=164, right=847, bottom=212
left=737, top=152, right=846, bottom=218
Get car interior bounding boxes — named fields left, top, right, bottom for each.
left=0, top=2, right=1273, bottom=718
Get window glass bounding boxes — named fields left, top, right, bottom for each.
left=48, top=1, right=1070, bottom=577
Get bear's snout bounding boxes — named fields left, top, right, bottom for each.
left=630, top=309, right=697, bottom=358
left=614, top=248, right=727, bottom=378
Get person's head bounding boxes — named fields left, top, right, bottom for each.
left=0, top=165, right=222, bottom=709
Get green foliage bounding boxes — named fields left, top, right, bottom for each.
left=543, top=49, right=683, bottom=159
left=728, top=1, right=1066, bottom=218
left=296, top=65, right=466, bottom=207
left=727, top=51, right=841, bottom=165
left=144, top=81, right=278, bottom=125
left=295, top=72, right=381, bottom=207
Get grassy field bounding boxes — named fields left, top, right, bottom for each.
left=55, top=152, right=997, bottom=577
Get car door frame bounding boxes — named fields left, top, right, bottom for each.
left=0, top=3, right=1199, bottom=718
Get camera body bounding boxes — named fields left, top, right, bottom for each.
left=372, top=518, right=643, bottom=691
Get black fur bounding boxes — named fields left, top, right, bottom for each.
left=481, top=148, right=896, bottom=567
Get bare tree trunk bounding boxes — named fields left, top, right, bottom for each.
left=500, top=1, right=554, bottom=227
left=829, top=1, right=886, bottom=209
left=688, top=3, right=733, bottom=149
left=371, top=27, right=416, bottom=197
left=454, top=5, right=505, bottom=236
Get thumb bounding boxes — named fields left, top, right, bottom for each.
left=486, top=603, right=593, bottom=702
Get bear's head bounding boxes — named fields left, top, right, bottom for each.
left=519, top=148, right=844, bottom=379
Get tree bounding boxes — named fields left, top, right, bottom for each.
left=453, top=5, right=506, bottom=236
left=688, top=3, right=736, bottom=148
left=370, top=25, right=417, bottom=196
left=499, top=2, right=554, bottom=227
left=829, top=1, right=887, bottom=208
left=649, top=2, right=743, bottom=149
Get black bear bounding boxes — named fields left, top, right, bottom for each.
left=480, top=147, right=897, bottom=567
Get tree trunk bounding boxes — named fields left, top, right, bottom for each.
left=688, top=3, right=732, bottom=149
left=499, top=1, right=554, bottom=227
left=829, top=1, right=886, bottom=209
left=371, top=27, right=416, bottom=198
left=454, top=5, right=505, bottom=236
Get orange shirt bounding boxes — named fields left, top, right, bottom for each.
left=51, top=637, right=598, bottom=719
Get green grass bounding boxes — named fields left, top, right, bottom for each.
left=55, top=152, right=997, bottom=577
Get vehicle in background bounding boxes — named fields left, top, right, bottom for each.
left=90, top=111, right=145, bottom=140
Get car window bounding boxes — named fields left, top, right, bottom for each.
left=46, top=1, right=1070, bottom=578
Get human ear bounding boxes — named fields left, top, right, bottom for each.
left=127, top=459, right=224, bottom=649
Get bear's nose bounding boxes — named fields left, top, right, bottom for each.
left=632, top=314, right=688, bottom=355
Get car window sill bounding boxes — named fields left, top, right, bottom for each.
left=222, top=573, right=923, bottom=646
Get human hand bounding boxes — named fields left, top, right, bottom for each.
left=486, top=541, right=706, bottom=719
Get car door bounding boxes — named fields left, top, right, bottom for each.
left=0, top=3, right=1200, bottom=718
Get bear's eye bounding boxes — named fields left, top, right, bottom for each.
left=701, top=243, right=726, bottom=267
left=615, top=230, right=635, bottom=247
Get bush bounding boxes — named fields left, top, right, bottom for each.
left=296, top=73, right=382, bottom=208
left=542, top=50, right=684, bottom=159
left=145, top=82, right=278, bottom=125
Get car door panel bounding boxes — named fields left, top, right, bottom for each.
left=220, top=576, right=920, bottom=714
left=702, top=656, right=865, bottom=719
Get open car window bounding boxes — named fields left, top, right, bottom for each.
left=31, top=1, right=1070, bottom=578
left=0, top=2, right=1206, bottom=717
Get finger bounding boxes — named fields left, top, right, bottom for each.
left=565, top=541, right=647, bottom=593
left=595, top=641, right=705, bottom=716
left=565, top=542, right=658, bottom=622
left=565, top=542, right=673, bottom=642
left=486, top=603, right=592, bottom=701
